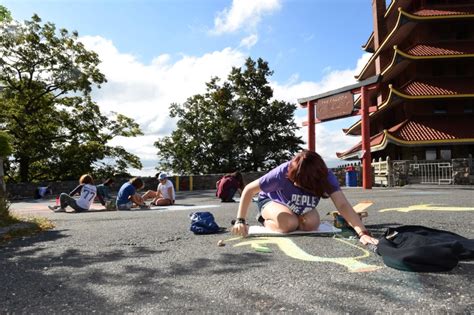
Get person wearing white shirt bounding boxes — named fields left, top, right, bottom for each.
left=48, top=174, right=104, bottom=213
left=142, top=173, right=175, bottom=206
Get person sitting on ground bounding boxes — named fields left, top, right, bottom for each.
left=142, top=173, right=175, bottom=206
left=34, top=185, right=52, bottom=199
left=216, top=171, right=245, bottom=202
left=48, top=174, right=104, bottom=213
left=231, top=150, right=379, bottom=245
left=96, top=178, right=114, bottom=201
left=116, top=177, right=149, bottom=210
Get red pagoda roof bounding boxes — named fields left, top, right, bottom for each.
left=337, top=116, right=474, bottom=159
left=399, top=79, right=474, bottom=97
left=406, top=42, right=474, bottom=57
left=357, top=7, right=474, bottom=80
left=390, top=116, right=474, bottom=142
left=380, top=43, right=474, bottom=83
left=336, top=133, right=385, bottom=159
left=413, top=7, right=474, bottom=17
left=345, top=82, right=474, bottom=136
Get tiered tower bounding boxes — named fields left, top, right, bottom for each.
left=337, top=0, right=474, bottom=161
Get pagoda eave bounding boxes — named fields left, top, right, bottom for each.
left=357, top=7, right=474, bottom=81
left=338, top=116, right=474, bottom=160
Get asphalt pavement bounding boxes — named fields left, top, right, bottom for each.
left=1, top=186, right=473, bottom=313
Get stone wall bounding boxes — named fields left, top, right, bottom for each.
left=6, top=172, right=266, bottom=200
left=452, top=158, right=472, bottom=185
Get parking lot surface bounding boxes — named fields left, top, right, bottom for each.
left=1, top=186, right=473, bottom=313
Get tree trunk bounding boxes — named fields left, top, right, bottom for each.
left=19, top=156, right=30, bottom=182
left=0, top=157, right=5, bottom=196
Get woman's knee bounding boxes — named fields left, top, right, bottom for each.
left=274, top=212, right=299, bottom=233
left=154, top=198, right=172, bottom=206
left=298, top=211, right=320, bottom=231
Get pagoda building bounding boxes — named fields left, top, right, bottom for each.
left=336, top=0, right=474, bottom=161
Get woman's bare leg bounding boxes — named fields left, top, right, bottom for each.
left=261, top=202, right=299, bottom=233
left=297, top=209, right=320, bottom=231
left=154, top=198, right=172, bottom=206
left=142, top=190, right=157, bottom=201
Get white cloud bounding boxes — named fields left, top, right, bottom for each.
left=271, top=53, right=372, bottom=104
left=211, top=0, right=282, bottom=35
left=239, top=33, right=258, bottom=49
left=80, top=35, right=246, bottom=175
left=81, top=35, right=371, bottom=175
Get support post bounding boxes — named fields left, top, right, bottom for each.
left=308, top=101, right=316, bottom=151
left=361, top=86, right=372, bottom=189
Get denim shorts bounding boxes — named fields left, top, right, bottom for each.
left=117, top=201, right=133, bottom=210
left=256, top=196, right=273, bottom=224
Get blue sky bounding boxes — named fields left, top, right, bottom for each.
left=4, top=0, right=376, bottom=175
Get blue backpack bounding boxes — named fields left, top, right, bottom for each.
left=190, top=212, right=220, bottom=234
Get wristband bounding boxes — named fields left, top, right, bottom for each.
left=358, top=230, right=372, bottom=238
left=236, top=218, right=246, bottom=224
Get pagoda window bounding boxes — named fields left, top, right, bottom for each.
left=432, top=64, right=446, bottom=77
left=425, top=148, right=437, bottom=161
left=464, top=104, right=474, bottom=114
left=455, top=24, right=470, bottom=40
left=433, top=104, right=447, bottom=115
left=437, top=27, right=450, bottom=41
left=455, top=63, right=469, bottom=77
left=440, top=148, right=452, bottom=161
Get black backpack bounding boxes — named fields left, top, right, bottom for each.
left=376, top=225, right=474, bottom=272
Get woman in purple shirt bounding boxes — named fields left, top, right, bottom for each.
left=231, top=150, right=378, bottom=245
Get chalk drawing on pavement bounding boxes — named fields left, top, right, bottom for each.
left=228, top=236, right=382, bottom=273
left=379, top=204, right=474, bottom=213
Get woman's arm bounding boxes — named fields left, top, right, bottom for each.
left=130, top=193, right=145, bottom=206
left=232, top=179, right=262, bottom=237
left=69, top=184, right=83, bottom=196
left=330, top=190, right=378, bottom=245
left=97, top=192, right=106, bottom=206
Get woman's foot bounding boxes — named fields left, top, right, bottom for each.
left=48, top=205, right=65, bottom=212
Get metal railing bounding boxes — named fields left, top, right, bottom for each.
left=410, top=162, right=453, bottom=185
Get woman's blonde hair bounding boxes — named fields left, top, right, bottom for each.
left=79, top=174, right=94, bottom=185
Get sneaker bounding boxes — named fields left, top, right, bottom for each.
left=54, top=207, right=66, bottom=213
left=139, top=204, right=150, bottom=210
left=48, top=205, right=59, bottom=211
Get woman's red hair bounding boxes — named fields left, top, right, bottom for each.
left=287, top=150, right=334, bottom=197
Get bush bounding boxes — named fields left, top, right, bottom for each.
left=0, top=195, right=16, bottom=227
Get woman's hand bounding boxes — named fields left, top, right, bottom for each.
left=231, top=222, right=248, bottom=237
left=359, top=234, right=379, bottom=245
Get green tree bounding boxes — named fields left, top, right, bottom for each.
left=0, top=14, right=142, bottom=182
left=155, top=57, right=303, bottom=174
left=0, top=131, right=12, bottom=194
left=0, top=5, right=12, bottom=23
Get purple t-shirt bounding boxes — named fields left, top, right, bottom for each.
left=258, top=161, right=340, bottom=215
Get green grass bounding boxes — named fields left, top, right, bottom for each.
left=0, top=196, right=55, bottom=242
